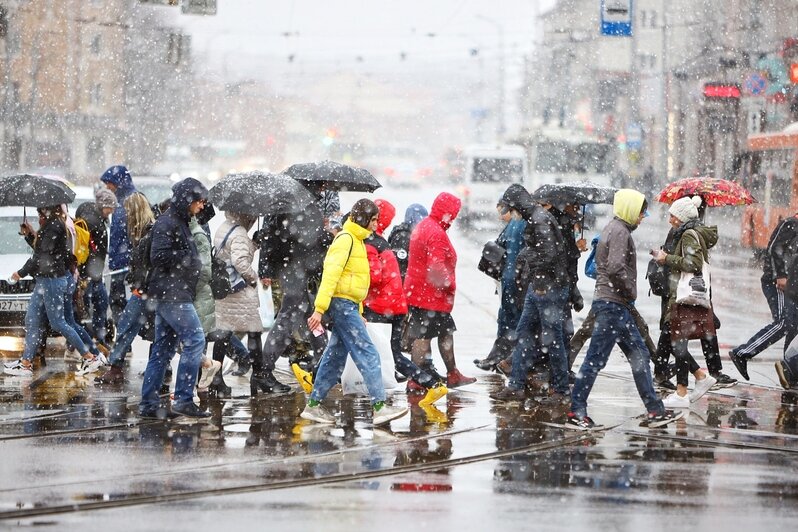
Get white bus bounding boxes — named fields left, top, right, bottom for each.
left=459, top=144, right=528, bottom=227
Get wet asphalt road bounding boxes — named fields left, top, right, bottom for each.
left=1, top=187, right=797, bottom=530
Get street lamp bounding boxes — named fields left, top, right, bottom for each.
left=476, top=14, right=505, bottom=140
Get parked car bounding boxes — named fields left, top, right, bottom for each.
left=134, top=176, right=175, bottom=207
left=0, top=207, right=36, bottom=338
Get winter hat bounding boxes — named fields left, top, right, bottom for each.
left=94, top=187, right=117, bottom=209
left=404, top=203, right=428, bottom=228
left=669, top=196, right=702, bottom=222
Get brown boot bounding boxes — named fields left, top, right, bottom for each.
left=94, top=365, right=124, bottom=384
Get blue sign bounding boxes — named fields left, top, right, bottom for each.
left=743, top=73, right=767, bottom=96
left=601, top=0, right=633, bottom=37
left=626, top=123, right=642, bottom=150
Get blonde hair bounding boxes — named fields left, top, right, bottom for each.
left=124, top=192, right=155, bottom=245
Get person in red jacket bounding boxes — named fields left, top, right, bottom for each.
left=364, top=199, right=448, bottom=408
left=403, top=192, right=476, bottom=388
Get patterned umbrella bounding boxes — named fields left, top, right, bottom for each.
left=656, top=177, right=756, bottom=207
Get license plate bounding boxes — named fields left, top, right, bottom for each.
left=0, top=300, right=27, bottom=312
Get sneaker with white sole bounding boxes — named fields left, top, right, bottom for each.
left=300, top=403, right=336, bottom=424
left=76, top=356, right=103, bottom=375
left=662, top=392, right=690, bottom=409
left=373, top=404, right=408, bottom=425
left=689, top=375, right=717, bottom=403
left=197, top=360, right=222, bottom=391
left=643, top=409, right=685, bottom=428
left=3, top=359, right=33, bottom=376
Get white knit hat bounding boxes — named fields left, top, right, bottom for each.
left=668, top=196, right=702, bottom=222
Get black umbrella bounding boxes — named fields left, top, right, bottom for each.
left=531, top=181, right=617, bottom=205
left=283, top=160, right=381, bottom=192
left=208, top=171, right=315, bottom=216
left=0, top=174, right=76, bottom=207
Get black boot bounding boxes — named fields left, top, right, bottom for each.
left=250, top=372, right=291, bottom=396
left=208, top=371, right=232, bottom=398
left=474, top=336, right=512, bottom=371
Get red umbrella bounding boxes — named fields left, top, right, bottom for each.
left=656, top=176, right=756, bottom=207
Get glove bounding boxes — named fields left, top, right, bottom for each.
left=571, top=286, right=584, bottom=312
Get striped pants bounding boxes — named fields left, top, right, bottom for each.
left=735, top=278, right=798, bottom=359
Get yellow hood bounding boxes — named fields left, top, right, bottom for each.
left=612, top=189, right=646, bottom=226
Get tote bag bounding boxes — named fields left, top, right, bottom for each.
left=674, top=230, right=711, bottom=308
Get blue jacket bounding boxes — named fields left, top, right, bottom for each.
left=100, top=165, right=136, bottom=271
left=501, top=217, right=527, bottom=287
left=148, top=178, right=208, bottom=302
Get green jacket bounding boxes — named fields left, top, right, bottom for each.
left=190, top=218, right=216, bottom=334
left=663, top=224, right=718, bottom=322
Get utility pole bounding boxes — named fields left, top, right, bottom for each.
left=476, top=14, right=505, bottom=141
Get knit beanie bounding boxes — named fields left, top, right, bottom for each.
left=94, top=187, right=118, bottom=209
left=668, top=196, right=702, bottom=222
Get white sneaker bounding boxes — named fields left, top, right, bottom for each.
left=63, top=348, right=83, bottom=363
left=197, top=360, right=222, bottom=391
left=3, top=359, right=32, bottom=376
left=76, top=356, right=103, bottom=376
left=300, top=403, right=336, bottom=424
left=689, top=375, right=717, bottom=403
left=373, top=405, right=408, bottom=425
left=662, top=392, right=690, bottom=409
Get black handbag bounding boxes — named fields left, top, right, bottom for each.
left=646, top=258, right=669, bottom=297
left=210, top=225, right=239, bottom=300
left=478, top=240, right=506, bottom=281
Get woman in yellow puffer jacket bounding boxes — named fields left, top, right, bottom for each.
left=303, top=199, right=408, bottom=426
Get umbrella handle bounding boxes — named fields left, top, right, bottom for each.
left=581, top=205, right=585, bottom=240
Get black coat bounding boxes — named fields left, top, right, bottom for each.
left=764, top=216, right=798, bottom=282
left=18, top=216, right=70, bottom=279
left=387, top=222, right=412, bottom=279
left=255, top=205, right=328, bottom=281
left=500, top=184, right=570, bottom=293
left=75, top=201, right=108, bottom=282
left=148, top=178, right=207, bottom=302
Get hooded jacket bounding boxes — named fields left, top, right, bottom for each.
left=500, top=184, right=569, bottom=292
left=18, top=214, right=70, bottom=279
left=364, top=199, right=407, bottom=316
left=594, top=189, right=646, bottom=305
left=314, top=218, right=372, bottom=313
left=763, top=215, right=798, bottom=282
left=148, top=178, right=208, bottom=302
left=663, top=220, right=718, bottom=322
left=190, top=217, right=215, bottom=334
left=404, top=192, right=460, bottom=312
left=387, top=203, right=428, bottom=278
left=100, top=165, right=136, bottom=271
left=214, top=212, right=262, bottom=333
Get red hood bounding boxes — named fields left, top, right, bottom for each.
left=429, top=192, right=461, bottom=230
left=374, top=199, right=396, bottom=236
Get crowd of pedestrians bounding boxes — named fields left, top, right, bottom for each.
left=4, top=165, right=797, bottom=430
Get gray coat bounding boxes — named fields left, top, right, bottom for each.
left=594, top=217, right=638, bottom=306
left=214, top=213, right=262, bottom=333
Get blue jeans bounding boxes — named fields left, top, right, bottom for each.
left=497, top=279, right=522, bottom=338
left=571, top=300, right=664, bottom=418
left=509, top=286, right=570, bottom=394
left=109, top=294, right=151, bottom=366
left=23, top=275, right=89, bottom=362
left=311, top=298, right=385, bottom=405
left=736, top=279, right=798, bottom=358
left=64, top=274, right=97, bottom=354
left=139, top=301, right=205, bottom=412
left=83, top=279, right=108, bottom=342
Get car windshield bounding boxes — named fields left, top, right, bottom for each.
left=137, top=183, right=173, bottom=205
left=0, top=217, right=33, bottom=255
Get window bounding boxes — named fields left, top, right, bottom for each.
left=471, top=158, right=525, bottom=183
left=746, top=149, right=795, bottom=206
left=90, top=34, right=101, bottom=55
left=89, top=83, right=102, bottom=105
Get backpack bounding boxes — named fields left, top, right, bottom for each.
left=73, top=218, right=91, bottom=266
left=210, top=225, right=239, bottom=300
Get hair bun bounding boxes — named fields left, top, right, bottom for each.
left=690, top=196, right=703, bottom=208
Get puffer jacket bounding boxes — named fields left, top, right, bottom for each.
left=364, top=232, right=408, bottom=317
left=148, top=177, right=206, bottom=302
left=100, top=165, right=136, bottom=271
left=404, top=192, right=460, bottom=313
left=214, top=212, right=261, bottom=333
left=314, top=219, right=372, bottom=314
left=663, top=220, right=718, bottom=322
left=593, top=189, right=646, bottom=306
left=75, top=201, right=108, bottom=282
left=190, top=218, right=215, bottom=334
left=18, top=215, right=70, bottom=279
